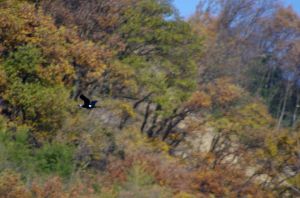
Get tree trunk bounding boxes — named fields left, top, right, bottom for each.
left=72, top=64, right=80, bottom=100
left=146, top=104, right=162, bottom=137
left=276, top=82, right=291, bottom=132
left=141, top=102, right=151, bottom=133
left=292, top=90, right=299, bottom=129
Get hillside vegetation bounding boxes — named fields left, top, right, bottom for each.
left=0, top=0, right=300, bottom=197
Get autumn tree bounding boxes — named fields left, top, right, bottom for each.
left=109, top=0, right=202, bottom=143
left=190, top=0, right=300, bottom=130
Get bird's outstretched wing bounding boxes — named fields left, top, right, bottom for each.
left=80, top=94, right=90, bottom=106
left=90, top=100, right=98, bottom=107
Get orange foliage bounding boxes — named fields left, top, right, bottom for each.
left=31, top=177, right=64, bottom=198
left=0, top=0, right=110, bottom=87
left=105, top=151, right=274, bottom=197
left=31, top=176, right=95, bottom=198
left=187, top=78, right=242, bottom=112
left=0, top=173, right=30, bottom=198
left=0, top=173, right=94, bottom=198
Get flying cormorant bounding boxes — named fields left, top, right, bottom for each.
left=78, top=94, right=98, bottom=109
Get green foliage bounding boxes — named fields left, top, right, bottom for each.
left=34, top=143, right=75, bottom=178
left=0, top=119, right=32, bottom=172
left=115, top=0, right=202, bottom=116
left=2, top=43, right=44, bottom=83
left=123, top=160, right=155, bottom=188
left=1, top=44, right=75, bottom=137
left=92, top=183, right=102, bottom=194
left=173, top=192, right=197, bottom=198
left=0, top=118, right=76, bottom=179
left=104, top=160, right=173, bottom=198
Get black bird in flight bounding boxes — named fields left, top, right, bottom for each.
left=78, top=94, right=98, bottom=109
